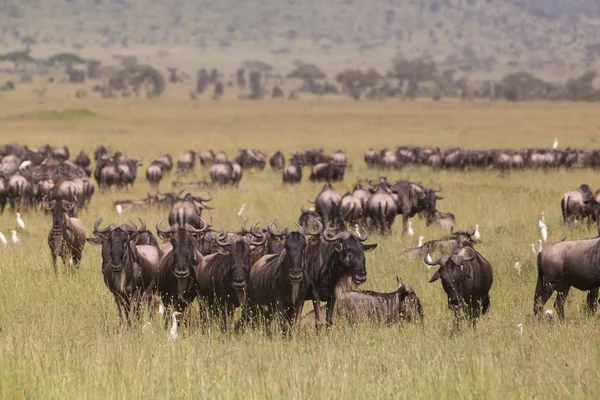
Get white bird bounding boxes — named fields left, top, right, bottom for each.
left=473, top=224, right=480, bottom=240
left=11, top=230, right=19, bottom=244
left=552, top=138, right=558, bottom=150
left=168, top=311, right=182, bottom=341
left=537, top=239, right=543, bottom=253
left=541, top=211, right=545, bottom=223
left=158, top=303, right=165, bottom=316
left=16, top=212, right=25, bottom=230
left=514, top=262, right=522, bottom=275
left=425, top=252, right=433, bottom=267
left=0, top=232, right=7, bottom=245
left=116, top=204, right=123, bottom=215
left=19, top=160, right=32, bottom=170
left=237, top=203, right=246, bottom=217
left=545, top=309, right=554, bottom=320
left=538, top=220, right=547, bottom=242
left=408, top=221, right=414, bottom=237
left=417, top=236, right=424, bottom=248
left=143, top=322, right=153, bottom=330
left=517, top=323, right=523, bottom=337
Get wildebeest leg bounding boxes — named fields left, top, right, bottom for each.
left=554, top=286, right=571, bottom=321
left=325, top=297, right=337, bottom=328
left=481, top=295, right=491, bottom=316
left=533, top=264, right=553, bottom=318
left=114, top=296, right=125, bottom=323
left=293, top=301, right=305, bottom=330
left=401, top=214, right=409, bottom=236
left=311, top=292, right=323, bottom=331
left=220, top=304, right=230, bottom=332
left=586, top=288, right=599, bottom=315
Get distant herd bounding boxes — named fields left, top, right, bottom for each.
left=2, top=142, right=600, bottom=334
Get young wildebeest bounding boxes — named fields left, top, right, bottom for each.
left=306, top=277, right=423, bottom=326
left=237, top=220, right=324, bottom=335
left=156, top=218, right=208, bottom=313
left=43, top=195, right=86, bottom=275
left=424, top=242, right=493, bottom=327
left=194, top=227, right=267, bottom=330
left=534, top=237, right=600, bottom=320
left=87, top=218, right=161, bottom=323
left=304, top=228, right=377, bottom=329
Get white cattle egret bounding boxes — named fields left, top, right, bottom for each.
left=16, top=212, right=25, bottom=230
left=425, top=252, right=433, bottom=267
left=0, top=232, right=6, bottom=245
left=168, top=311, right=182, bottom=341
left=514, top=262, right=522, bottom=275
left=537, top=240, right=543, bottom=253
left=473, top=224, right=480, bottom=240
left=237, top=203, right=246, bottom=217
left=552, top=138, right=558, bottom=150
left=116, top=204, right=123, bottom=215
left=19, top=160, right=32, bottom=170
left=517, top=323, right=523, bottom=337
left=538, top=220, right=547, bottom=242
left=418, top=236, right=424, bottom=248
left=545, top=309, right=554, bottom=320
left=158, top=304, right=165, bottom=316
left=11, top=230, right=19, bottom=244
left=408, top=221, right=414, bottom=237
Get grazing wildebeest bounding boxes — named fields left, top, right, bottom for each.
left=43, top=196, right=86, bottom=275
left=391, top=181, right=438, bottom=235
left=194, top=227, right=267, bottom=330
left=304, top=228, right=377, bottom=329
left=209, top=161, right=242, bottom=186
left=282, top=160, right=302, bottom=184
left=155, top=218, right=208, bottom=313
left=365, top=179, right=397, bottom=233
left=307, top=277, right=423, bottom=326
left=309, top=162, right=345, bottom=182
left=534, top=237, right=600, bottom=320
left=237, top=220, right=324, bottom=335
left=424, top=242, right=493, bottom=327
left=146, top=161, right=163, bottom=189
left=156, top=154, right=173, bottom=173
left=269, top=151, right=285, bottom=171
left=87, top=218, right=160, bottom=323
left=309, top=181, right=341, bottom=229
left=561, top=184, right=595, bottom=226
left=168, top=191, right=213, bottom=229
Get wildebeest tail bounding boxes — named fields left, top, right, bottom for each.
left=560, top=196, right=569, bottom=223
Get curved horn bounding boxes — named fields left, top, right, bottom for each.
left=183, top=220, right=208, bottom=234
left=93, top=217, right=115, bottom=234
left=156, top=217, right=178, bottom=236
left=240, top=219, right=251, bottom=234
left=137, top=218, right=147, bottom=232
left=300, top=205, right=309, bottom=213
left=354, top=225, right=368, bottom=242
left=323, top=229, right=349, bottom=243
left=127, top=218, right=138, bottom=231
left=424, top=253, right=446, bottom=267
left=267, top=219, right=290, bottom=238
left=466, top=228, right=475, bottom=236
left=304, top=218, right=324, bottom=236
left=307, top=197, right=316, bottom=204
left=195, top=190, right=212, bottom=202
left=295, top=222, right=306, bottom=236
left=249, top=227, right=267, bottom=247
left=216, top=227, right=232, bottom=247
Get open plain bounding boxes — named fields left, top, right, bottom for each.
left=1, top=95, right=600, bottom=399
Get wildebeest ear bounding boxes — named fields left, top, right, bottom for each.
left=429, top=268, right=441, bottom=283
left=363, top=244, right=377, bottom=252
left=86, top=237, right=102, bottom=245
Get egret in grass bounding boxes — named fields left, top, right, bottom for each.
left=168, top=311, right=182, bottom=341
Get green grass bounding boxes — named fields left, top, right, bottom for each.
left=1, top=99, right=600, bottom=399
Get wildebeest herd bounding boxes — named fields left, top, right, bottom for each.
left=3, top=142, right=600, bottom=337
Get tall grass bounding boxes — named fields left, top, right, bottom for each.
left=1, top=98, right=600, bottom=399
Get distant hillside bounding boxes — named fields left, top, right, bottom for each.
left=1, top=0, right=600, bottom=76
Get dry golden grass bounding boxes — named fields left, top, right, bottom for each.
left=1, top=93, right=600, bottom=399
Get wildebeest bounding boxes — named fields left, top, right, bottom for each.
left=430, top=211, right=456, bottom=230
left=199, top=150, right=216, bottom=166
left=307, top=277, right=423, bottom=326
left=309, top=182, right=341, bottom=229
left=177, top=150, right=197, bottom=174
left=146, top=161, right=163, bottom=189
left=391, top=181, right=440, bottom=235
left=0, top=177, right=7, bottom=213
left=365, top=179, right=397, bottom=233
left=303, top=228, right=377, bottom=328
left=309, top=162, right=345, bottom=182
left=7, top=174, right=33, bottom=211
left=234, top=149, right=266, bottom=170
left=155, top=218, right=208, bottom=312
left=194, top=226, right=267, bottom=330
left=298, top=206, right=322, bottom=231
left=43, top=195, right=86, bottom=275
left=340, top=192, right=363, bottom=227
left=168, top=191, right=213, bottom=228
left=237, top=220, right=324, bottom=335
left=424, top=242, right=493, bottom=327
left=561, top=184, right=595, bottom=226
left=282, top=159, right=302, bottom=184
left=534, top=237, right=600, bottom=320
left=74, top=151, right=91, bottom=176
left=269, top=151, right=285, bottom=171
left=155, top=154, right=173, bottom=173
left=351, top=182, right=371, bottom=216
left=209, top=161, right=243, bottom=186
left=86, top=218, right=160, bottom=322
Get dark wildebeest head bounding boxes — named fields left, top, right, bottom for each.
left=157, top=218, right=208, bottom=279
left=424, top=245, right=478, bottom=309
left=87, top=218, right=148, bottom=272
left=323, top=228, right=377, bottom=285
left=425, top=187, right=442, bottom=225
left=43, top=195, right=76, bottom=233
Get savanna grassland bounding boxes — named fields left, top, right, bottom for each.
left=1, top=96, right=600, bottom=399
